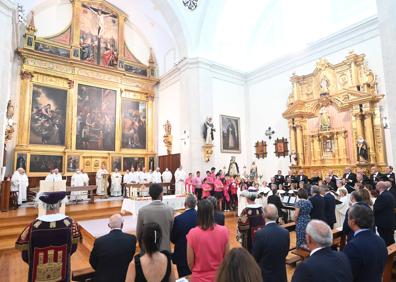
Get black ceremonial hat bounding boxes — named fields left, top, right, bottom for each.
left=39, top=191, right=66, bottom=204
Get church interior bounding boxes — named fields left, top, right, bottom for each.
left=1, top=0, right=396, bottom=281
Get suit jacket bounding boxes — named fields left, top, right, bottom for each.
left=328, top=175, right=338, bottom=190
left=309, top=194, right=325, bottom=221
left=343, top=230, right=387, bottom=282
left=291, top=247, right=353, bottom=282
left=285, top=175, right=295, bottom=185
left=136, top=200, right=174, bottom=252
left=370, top=172, right=385, bottom=187
left=214, top=211, right=225, bottom=226
left=310, top=176, right=322, bottom=186
left=374, top=190, right=395, bottom=228
left=296, top=175, right=308, bottom=184
left=274, top=175, right=285, bottom=186
left=386, top=172, right=396, bottom=186
left=171, top=209, right=197, bottom=266
left=268, top=195, right=284, bottom=216
left=343, top=172, right=357, bottom=189
left=253, top=223, right=290, bottom=282
left=89, top=229, right=136, bottom=282
left=324, top=193, right=336, bottom=226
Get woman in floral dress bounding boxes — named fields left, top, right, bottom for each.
left=294, top=188, right=313, bottom=248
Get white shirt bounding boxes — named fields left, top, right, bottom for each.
left=45, top=173, right=63, bottom=182
left=265, top=220, right=276, bottom=226
left=310, top=247, right=325, bottom=256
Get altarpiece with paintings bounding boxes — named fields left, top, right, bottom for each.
left=15, top=0, right=157, bottom=176
left=283, top=52, right=387, bottom=178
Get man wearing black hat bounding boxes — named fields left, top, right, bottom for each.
left=15, top=191, right=81, bottom=282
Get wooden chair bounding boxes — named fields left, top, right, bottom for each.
left=383, top=243, right=396, bottom=282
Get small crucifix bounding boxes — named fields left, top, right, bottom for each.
left=265, top=127, right=275, bottom=139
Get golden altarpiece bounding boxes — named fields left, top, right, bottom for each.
left=15, top=0, right=158, bottom=176
left=283, top=52, right=387, bottom=177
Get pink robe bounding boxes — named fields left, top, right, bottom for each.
left=185, top=177, right=194, bottom=193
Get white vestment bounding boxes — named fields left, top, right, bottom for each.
left=162, top=170, right=172, bottom=183
left=96, top=169, right=109, bottom=195
left=130, top=172, right=139, bottom=183
left=11, top=171, right=29, bottom=205
left=71, top=173, right=87, bottom=201
left=175, top=169, right=187, bottom=195
left=123, top=172, right=132, bottom=184
left=151, top=171, right=162, bottom=183
left=110, top=172, right=122, bottom=196
left=45, top=173, right=63, bottom=182
left=137, top=171, right=145, bottom=183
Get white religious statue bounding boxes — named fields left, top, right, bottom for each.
left=162, top=168, right=172, bottom=183
left=45, top=168, right=63, bottom=182
left=203, top=116, right=216, bottom=144
left=11, top=167, right=29, bottom=205
left=96, top=164, right=109, bottom=196
left=227, top=156, right=239, bottom=177
left=320, top=77, right=330, bottom=94
left=110, top=168, right=122, bottom=197
left=152, top=167, right=162, bottom=183
left=319, top=107, right=330, bottom=131
left=175, top=166, right=187, bottom=195
left=70, top=169, right=86, bottom=202
left=290, top=151, right=297, bottom=166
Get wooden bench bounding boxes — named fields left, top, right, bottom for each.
left=72, top=267, right=95, bottom=282
left=383, top=243, right=396, bottom=282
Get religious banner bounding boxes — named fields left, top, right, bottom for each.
left=220, top=115, right=241, bottom=153
left=30, top=155, right=63, bottom=173
left=76, top=84, right=116, bottom=151
left=29, top=85, right=67, bottom=146
left=274, top=138, right=289, bottom=158
left=121, top=99, right=147, bottom=149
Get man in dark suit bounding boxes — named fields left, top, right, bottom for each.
left=274, top=170, right=285, bottom=187
left=374, top=181, right=395, bottom=246
left=326, top=170, right=338, bottom=190
left=342, top=191, right=363, bottom=242
left=321, top=185, right=336, bottom=228
left=253, top=204, right=289, bottom=282
left=343, top=167, right=357, bottom=191
left=292, top=220, right=353, bottom=282
left=296, top=169, right=308, bottom=184
left=370, top=166, right=385, bottom=188
left=267, top=188, right=286, bottom=223
left=171, top=194, right=197, bottom=278
left=89, top=214, right=136, bottom=282
left=208, top=196, right=224, bottom=225
left=309, top=186, right=325, bottom=221
left=343, top=204, right=387, bottom=282
left=284, top=170, right=295, bottom=189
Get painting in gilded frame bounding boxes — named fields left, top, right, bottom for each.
left=123, top=157, right=145, bottom=171
left=30, top=155, right=63, bottom=173
left=29, top=85, right=67, bottom=146
left=76, top=84, right=116, bottom=151
left=67, top=155, right=80, bottom=172
left=121, top=99, right=147, bottom=149
left=220, top=115, right=241, bottom=153
left=111, top=156, right=122, bottom=171
left=16, top=153, right=27, bottom=170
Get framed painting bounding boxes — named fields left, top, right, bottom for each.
left=254, top=141, right=267, bottom=159
left=80, top=3, right=119, bottom=67
left=67, top=155, right=80, bottom=172
left=274, top=138, right=289, bottom=158
left=16, top=153, right=27, bottom=170
left=30, top=155, right=63, bottom=173
left=121, top=99, right=147, bottom=149
left=76, top=84, right=116, bottom=151
left=220, top=115, right=241, bottom=153
left=149, top=156, right=155, bottom=171
left=123, top=157, right=145, bottom=171
left=111, top=156, right=122, bottom=171
left=29, top=85, right=67, bottom=146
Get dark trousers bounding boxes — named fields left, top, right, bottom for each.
left=377, top=227, right=395, bottom=246
left=195, top=188, right=203, bottom=200
left=176, top=263, right=191, bottom=278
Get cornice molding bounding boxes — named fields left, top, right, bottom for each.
left=0, top=0, right=16, bottom=16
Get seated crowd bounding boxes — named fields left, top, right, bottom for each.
left=15, top=165, right=396, bottom=282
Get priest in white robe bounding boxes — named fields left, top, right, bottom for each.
left=96, top=164, right=109, bottom=196
left=152, top=167, right=162, bottom=183
left=162, top=168, right=172, bottom=183
left=45, top=168, right=63, bottom=182
left=110, top=168, right=122, bottom=197
left=11, top=168, right=29, bottom=205
left=175, top=166, right=187, bottom=195
left=70, top=169, right=86, bottom=202
left=130, top=168, right=139, bottom=183
left=81, top=169, right=89, bottom=200
left=136, top=167, right=144, bottom=184
left=140, top=168, right=151, bottom=183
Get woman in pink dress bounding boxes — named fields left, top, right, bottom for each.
left=187, top=199, right=229, bottom=282
left=185, top=173, right=194, bottom=194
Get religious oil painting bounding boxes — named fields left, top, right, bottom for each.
left=121, top=99, right=147, bottom=149
left=29, top=85, right=67, bottom=146
left=16, top=153, right=27, bottom=170
left=79, top=3, right=119, bottom=67
left=30, top=155, right=63, bottom=173
left=111, top=156, right=122, bottom=171
left=220, top=115, right=241, bottom=153
left=67, top=155, right=80, bottom=172
left=123, top=157, right=145, bottom=171
left=76, top=84, right=116, bottom=151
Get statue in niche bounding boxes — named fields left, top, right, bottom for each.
left=319, top=107, right=330, bottom=131
left=227, top=156, right=239, bottom=177
left=163, top=120, right=173, bottom=155
left=164, top=120, right=172, bottom=136
left=249, top=161, right=258, bottom=181
left=320, top=77, right=330, bottom=94
left=290, top=151, right=297, bottom=166
left=357, top=136, right=369, bottom=162
left=202, top=116, right=215, bottom=144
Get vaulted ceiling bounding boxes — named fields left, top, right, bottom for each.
left=17, top=0, right=377, bottom=74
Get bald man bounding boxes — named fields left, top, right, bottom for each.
left=374, top=181, right=396, bottom=246
left=253, top=204, right=290, bottom=282
left=90, top=214, right=136, bottom=282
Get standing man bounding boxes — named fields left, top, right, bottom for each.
left=253, top=204, right=289, bottom=282
left=309, top=186, right=325, bottom=221
left=274, top=170, right=285, bottom=187
left=162, top=168, right=173, bottom=183
left=96, top=164, right=109, bottom=196
left=343, top=204, right=387, bottom=282
left=11, top=168, right=29, bottom=206
left=45, top=168, right=63, bottom=182
left=370, top=166, right=384, bottom=188
left=327, top=170, right=338, bottom=190
left=291, top=220, right=353, bottom=282
left=151, top=167, right=162, bottom=183
left=175, top=166, right=187, bottom=195
left=343, top=167, right=357, bottom=191
left=297, top=170, right=308, bottom=184
left=374, top=181, right=395, bottom=246
left=71, top=169, right=86, bottom=202
left=110, top=168, right=122, bottom=197
left=171, top=194, right=198, bottom=278
left=136, top=183, right=174, bottom=252
left=193, top=171, right=203, bottom=200
left=90, top=214, right=136, bottom=282
left=15, top=191, right=81, bottom=282
left=322, top=185, right=336, bottom=229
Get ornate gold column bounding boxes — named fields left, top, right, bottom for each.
left=71, top=0, right=81, bottom=59
left=363, top=111, right=376, bottom=163
left=65, top=80, right=74, bottom=150
left=373, top=106, right=386, bottom=165
left=295, top=122, right=304, bottom=166
left=354, top=113, right=364, bottom=139
left=310, top=136, right=316, bottom=163
left=289, top=122, right=297, bottom=155
left=313, top=135, right=321, bottom=164
left=337, top=131, right=348, bottom=164
left=17, top=71, right=33, bottom=147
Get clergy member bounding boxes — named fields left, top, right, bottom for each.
left=15, top=191, right=81, bottom=282
left=96, top=164, right=109, bottom=196
left=11, top=167, right=29, bottom=206
left=175, top=166, right=187, bottom=195
left=110, top=168, right=122, bottom=197
left=136, top=167, right=144, bottom=184
left=152, top=167, right=162, bottom=183
left=162, top=168, right=173, bottom=183
left=70, top=169, right=86, bottom=202
left=45, top=168, right=63, bottom=182
left=81, top=169, right=89, bottom=200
